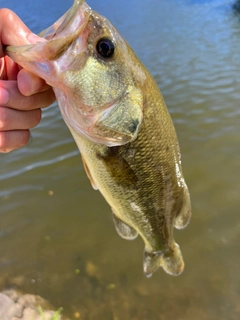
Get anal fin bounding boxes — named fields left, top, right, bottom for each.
left=112, top=211, right=138, bottom=240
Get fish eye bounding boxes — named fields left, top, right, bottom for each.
left=96, top=38, right=115, bottom=58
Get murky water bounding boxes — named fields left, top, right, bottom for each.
left=1, top=0, right=240, bottom=319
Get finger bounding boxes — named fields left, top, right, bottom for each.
left=0, top=106, right=41, bottom=131
left=0, top=130, right=30, bottom=153
left=0, top=56, right=20, bottom=81
left=4, top=56, right=20, bottom=80
left=0, top=9, right=43, bottom=55
left=18, top=69, right=52, bottom=96
left=0, top=80, right=56, bottom=110
left=0, top=57, right=6, bottom=79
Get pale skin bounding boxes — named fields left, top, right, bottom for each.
left=0, top=9, right=56, bottom=153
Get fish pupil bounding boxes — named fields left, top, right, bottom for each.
left=96, top=38, right=115, bottom=58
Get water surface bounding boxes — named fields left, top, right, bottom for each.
left=1, top=0, right=240, bottom=319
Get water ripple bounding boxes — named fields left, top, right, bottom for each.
left=0, top=149, right=79, bottom=181
left=0, top=220, right=30, bottom=238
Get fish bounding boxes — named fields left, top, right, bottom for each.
left=6, top=0, right=191, bottom=277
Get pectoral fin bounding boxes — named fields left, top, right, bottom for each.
left=112, top=211, right=138, bottom=240
left=97, top=147, right=138, bottom=188
left=81, top=155, right=98, bottom=190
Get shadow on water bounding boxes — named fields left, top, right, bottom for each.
left=1, top=0, right=240, bottom=319
left=232, top=0, right=240, bottom=16
left=232, top=0, right=240, bottom=10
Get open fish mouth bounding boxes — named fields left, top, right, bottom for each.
left=6, top=0, right=92, bottom=77
left=39, top=0, right=89, bottom=40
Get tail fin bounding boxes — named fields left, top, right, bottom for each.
left=143, top=243, right=184, bottom=277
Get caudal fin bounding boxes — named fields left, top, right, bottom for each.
left=143, top=243, right=184, bottom=277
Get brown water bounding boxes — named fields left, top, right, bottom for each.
left=1, top=0, right=240, bottom=319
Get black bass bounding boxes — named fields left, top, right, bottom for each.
left=6, top=0, right=191, bottom=277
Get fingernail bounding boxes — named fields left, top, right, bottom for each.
left=0, top=88, right=9, bottom=105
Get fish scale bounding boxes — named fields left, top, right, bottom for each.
left=6, top=0, right=191, bottom=277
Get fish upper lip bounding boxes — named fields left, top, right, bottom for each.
left=55, top=0, right=87, bottom=35
left=53, top=0, right=91, bottom=38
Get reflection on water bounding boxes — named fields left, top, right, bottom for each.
left=1, top=0, right=240, bottom=319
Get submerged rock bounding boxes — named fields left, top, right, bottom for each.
left=0, top=289, right=64, bottom=320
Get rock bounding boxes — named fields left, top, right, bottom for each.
left=85, top=261, right=98, bottom=278
left=0, top=293, right=17, bottom=320
left=0, top=289, right=64, bottom=320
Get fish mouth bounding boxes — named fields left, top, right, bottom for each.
left=42, top=0, right=88, bottom=38
left=5, top=0, right=92, bottom=80
left=38, top=0, right=91, bottom=41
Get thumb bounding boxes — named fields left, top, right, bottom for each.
left=0, top=8, right=43, bottom=57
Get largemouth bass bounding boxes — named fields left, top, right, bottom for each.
left=6, top=0, right=191, bottom=277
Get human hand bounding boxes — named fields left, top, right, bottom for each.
left=0, top=9, right=56, bottom=153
